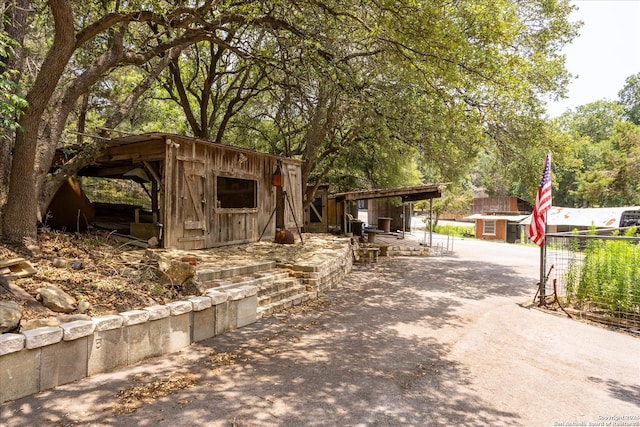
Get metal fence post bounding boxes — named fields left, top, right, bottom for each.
left=539, top=242, right=546, bottom=306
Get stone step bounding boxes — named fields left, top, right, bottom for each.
left=258, top=282, right=306, bottom=306
left=257, top=278, right=299, bottom=296
left=255, top=277, right=309, bottom=318
left=197, top=266, right=311, bottom=319
left=257, top=293, right=312, bottom=318
left=201, top=269, right=290, bottom=291
left=195, top=261, right=277, bottom=283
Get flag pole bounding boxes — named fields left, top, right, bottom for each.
left=530, top=152, right=552, bottom=306
left=538, top=222, right=547, bottom=306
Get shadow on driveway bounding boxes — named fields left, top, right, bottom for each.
left=2, top=247, right=604, bottom=426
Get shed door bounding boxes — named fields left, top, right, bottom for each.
left=282, top=163, right=303, bottom=230
left=177, top=159, right=208, bottom=248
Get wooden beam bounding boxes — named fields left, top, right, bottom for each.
left=334, top=184, right=445, bottom=202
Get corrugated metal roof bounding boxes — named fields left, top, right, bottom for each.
left=519, top=206, right=640, bottom=227
left=108, top=132, right=303, bottom=163
left=332, top=184, right=446, bottom=201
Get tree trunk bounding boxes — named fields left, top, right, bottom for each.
left=2, top=0, right=75, bottom=244
left=40, top=45, right=183, bottom=212
left=0, top=0, right=30, bottom=221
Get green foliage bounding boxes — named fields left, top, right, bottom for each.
left=549, top=101, right=640, bottom=207
left=431, top=224, right=474, bottom=238
left=415, top=181, right=473, bottom=225
left=81, top=177, right=151, bottom=209
left=619, top=72, right=640, bottom=125
left=0, top=31, right=27, bottom=133
left=565, top=228, right=640, bottom=315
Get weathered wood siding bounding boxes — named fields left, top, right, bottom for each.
left=304, top=186, right=329, bottom=233
left=162, top=135, right=302, bottom=249
left=369, top=198, right=412, bottom=231
left=282, top=161, right=303, bottom=231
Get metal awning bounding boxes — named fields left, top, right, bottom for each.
left=332, top=183, right=446, bottom=202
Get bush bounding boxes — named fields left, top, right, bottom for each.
left=566, top=227, right=640, bottom=315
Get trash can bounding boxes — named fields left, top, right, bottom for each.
left=378, top=217, right=392, bottom=233
left=350, top=220, right=364, bottom=236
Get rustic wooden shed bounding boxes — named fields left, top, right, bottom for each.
left=76, top=133, right=303, bottom=249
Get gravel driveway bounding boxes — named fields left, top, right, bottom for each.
left=2, top=237, right=639, bottom=426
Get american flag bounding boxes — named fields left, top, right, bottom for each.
left=528, top=153, right=552, bottom=246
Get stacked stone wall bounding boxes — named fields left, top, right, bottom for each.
left=292, top=243, right=353, bottom=296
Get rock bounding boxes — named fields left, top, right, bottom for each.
left=58, top=313, right=91, bottom=323
left=182, top=276, right=206, bottom=296
left=0, top=274, right=11, bottom=293
left=144, top=249, right=161, bottom=262
left=148, top=236, right=160, bottom=248
left=158, top=259, right=196, bottom=285
left=25, top=241, right=41, bottom=256
left=0, top=301, right=22, bottom=333
left=52, top=257, right=68, bottom=268
left=70, top=261, right=84, bottom=270
left=36, top=284, right=77, bottom=313
left=20, top=313, right=91, bottom=332
left=20, top=317, right=61, bottom=331
left=115, top=302, right=132, bottom=313
left=76, top=299, right=92, bottom=314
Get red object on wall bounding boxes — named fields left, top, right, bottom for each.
left=272, top=162, right=283, bottom=187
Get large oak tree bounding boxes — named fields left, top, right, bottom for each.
left=1, top=0, right=578, bottom=247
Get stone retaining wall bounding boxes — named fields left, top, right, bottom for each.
left=0, top=241, right=354, bottom=404
left=384, top=244, right=431, bottom=257
left=292, top=243, right=354, bottom=296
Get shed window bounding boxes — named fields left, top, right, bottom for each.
left=216, top=176, right=257, bottom=209
left=483, top=220, right=496, bottom=235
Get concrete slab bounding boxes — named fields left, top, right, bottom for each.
left=60, top=320, right=94, bottom=341
left=127, top=318, right=168, bottom=364
left=144, top=305, right=171, bottom=320
left=92, top=314, right=123, bottom=331
left=39, top=338, right=88, bottom=391
left=214, top=302, right=229, bottom=336
left=236, top=295, right=257, bottom=328
left=166, top=313, right=191, bottom=353
left=192, top=307, right=215, bottom=342
left=0, top=349, right=40, bottom=403
left=22, top=326, right=63, bottom=349
left=0, top=333, right=25, bottom=356
left=87, top=327, right=128, bottom=376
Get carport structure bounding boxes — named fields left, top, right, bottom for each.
left=331, top=184, right=446, bottom=235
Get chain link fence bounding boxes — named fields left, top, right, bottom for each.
left=543, top=229, right=640, bottom=333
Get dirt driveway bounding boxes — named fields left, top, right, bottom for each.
left=2, top=237, right=639, bottom=426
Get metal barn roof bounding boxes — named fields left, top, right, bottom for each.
left=519, top=206, right=640, bottom=227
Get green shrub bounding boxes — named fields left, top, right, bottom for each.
left=431, top=224, right=474, bottom=238
left=567, top=227, right=640, bottom=314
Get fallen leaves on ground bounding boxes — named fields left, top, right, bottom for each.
left=113, top=373, right=198, bottom=414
